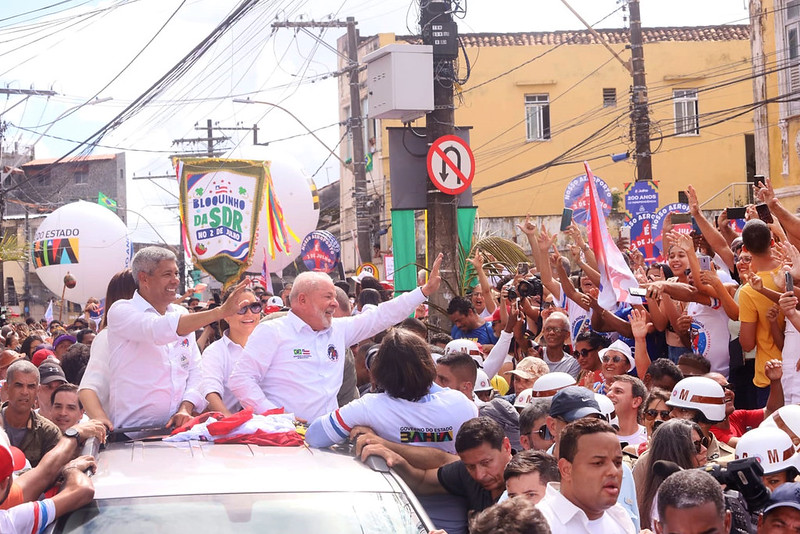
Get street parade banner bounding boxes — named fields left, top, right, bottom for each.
left=650, top=203, right=692, bottom=260
left=179, top=159, right=293, bottom=287
left=301, top=230, right=340, bottom=273
left=627, top=212, right=658, bottom=263
left=623, top=180, right=659, bottom=220
left=585, top=162, right=641, bottom=308
left=564, top=173, right=613, bottom=226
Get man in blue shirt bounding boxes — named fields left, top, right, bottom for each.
left=447, top=297, right=498, bottom=346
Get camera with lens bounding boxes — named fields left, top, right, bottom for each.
left=507, top=275, right=544, bottom=301
left=703, top=457, right=770, bottom=534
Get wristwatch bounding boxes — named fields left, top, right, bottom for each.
left=64, top=427, right=81, bottom=443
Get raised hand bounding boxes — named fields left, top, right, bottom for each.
left=687, top=184, right=700, bottom=215
left=629, top=308, right=652, bottom=339
left=517, top=214, right=537, bottom=236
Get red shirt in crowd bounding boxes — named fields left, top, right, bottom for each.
left=710, top=409, right=764, bottom=445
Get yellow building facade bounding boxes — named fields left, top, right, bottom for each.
left=753, top=0, right=800, bottom=210
left=337, top=26, right=753, bottom=273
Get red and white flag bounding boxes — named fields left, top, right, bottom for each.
left=584, top=162, right=642, bottom=308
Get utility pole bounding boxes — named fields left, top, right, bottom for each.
left=750, top=0, right=769, bottom=177
left=271, top=18, right=373, bottom=265
left=421, top=0, right=459, bottom=328
left=628, top=0, right=653, bottom=181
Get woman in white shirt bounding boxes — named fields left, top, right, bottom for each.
left=201, top=287, right=260, bottom=415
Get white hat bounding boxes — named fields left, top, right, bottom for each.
left=594, top=393, right=618, bottom=427
left=666, top=376, right=726, bottom=422
left=736, top=426, right=800, bottom=475
left=444, top=339, right=484, bottom=368
left=474, top=369, right=493, bottom=392
left=599, top=340, right=635, bottom=371
left=761, top=404, right=800, bottom=451
left=530, top=372, right=576, bottom=401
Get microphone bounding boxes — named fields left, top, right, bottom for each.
left=652, top=460, right=683, bottom=479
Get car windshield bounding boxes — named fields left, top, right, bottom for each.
left=55, top=492, right=428, bottom=534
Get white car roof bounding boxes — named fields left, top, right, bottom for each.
left=93, top=441, right=400, bottom=500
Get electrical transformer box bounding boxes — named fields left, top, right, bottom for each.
left=363, top=44, right=434, bottom=123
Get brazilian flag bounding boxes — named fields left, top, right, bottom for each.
left=365, top=152, right=373, bottom=173
left=98, top=192, right=117, bottom=212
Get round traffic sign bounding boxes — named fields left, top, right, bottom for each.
left=426, top=135, right=475, bottom=195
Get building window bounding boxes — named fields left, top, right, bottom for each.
left=525, top=94, right=550, bottom=141
left=37, top=171, right=50, bottom=186
left=786, top=1, right=800, bottom=115
left=74, top=170, right=88, bottom=184
left=602, top=88, right=616, bottom=107
left=673, top=89, right=699, bottom=136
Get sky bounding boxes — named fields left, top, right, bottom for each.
left=0, top=0, right=750, bottom=244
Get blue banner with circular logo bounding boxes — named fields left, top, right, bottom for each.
left=301, top=230, right=340, bottom=273
left=650, top=203, right=691, bottom=260
left=563, top=174, right=613, bottom=226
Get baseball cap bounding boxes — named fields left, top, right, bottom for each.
left=505, top=356, right=544, bottom=380
left=549, top=386, right=602, bottom=422
left=39, top=362, right=67, bottom=385
left=599, top=339, right=635, bottom=371
left=32, top=347, right=56, bottom=367
left=264, top=296, right=284, bottom=314
left=763, top=482, right=800, bottom=515
left=0, top=428, right=26, bottom=480
left=53, top=334, right=77, bottom=348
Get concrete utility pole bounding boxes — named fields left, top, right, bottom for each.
left=420, top=0, right=459, bottom=328
left=271, top=18, right=372, bottom=265
left=628, top=0, right=653, bottom=181
left=750, top=0, right=769, bottom=177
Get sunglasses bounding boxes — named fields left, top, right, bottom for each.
left=693, top=436, right=710, bottom=454
left=573, top=348, right=596, bottom=358
left=237, top=303, right=263, bottom=315
left=534, top=424, right=552, bottom=441
left=734, top=256, right=752, bottom=264
left=543, top=326, right=568, bottom=334
left=602, top=355, right=625, bottom=364
left=721, top=383, right=734, bottom=392
left=644, top=409, right=671, bottom=420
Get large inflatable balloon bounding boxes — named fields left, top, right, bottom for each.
left=31, top=201, right=132, bottom=305
left=248, top=159, right=320, bottom=273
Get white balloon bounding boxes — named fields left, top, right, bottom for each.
left=32, top=201, right=132, bottom=305
left=248, top=159, right=320, bottom=273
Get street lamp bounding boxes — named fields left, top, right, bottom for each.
left=232, top=98, right=346, bottom=166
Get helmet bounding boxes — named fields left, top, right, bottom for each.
left=595, top=393, right=618, bottom=427
left=761, top=404, right=800, bottom=451
left=735, top=427, right=800, bottom=475
left=491, top=375, right=510, bottom=396
left=530, top=372, right=576, bottom=401
left=666, top=376, right=726, bottom=422
left=514, top=388, right=534, bottom=409
left=474, top=369, right=493, bottom=392
left=444, top=339, right=484, bottom=368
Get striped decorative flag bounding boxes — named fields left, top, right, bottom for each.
left=585, top=162, right=642, bottom=308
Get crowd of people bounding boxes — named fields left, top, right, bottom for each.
left=5, top=178, right=800, bottom=533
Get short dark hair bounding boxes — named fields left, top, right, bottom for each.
left=397, top=317, right=427, bottom=340
left=51, top=383, right=82, bottom=410
left=447, top=296, right=474, bottom=316
left=678, top=353, right=711, bottom=375
left=504, top=449, right=560, bottom=484
left=437, top=351, right=478, bottom=384
left=558, top=418, right=617, bottom=463
left=657, top=470, right=725, bottom=524
left=429, top=333, right=453, bottom=346
left=370, top=329, right=436, bottom=401
left=455, top=417, right=506, bottom=454
left=613, top=375, right=647, bottom=420
left=60, top=343, right=91, bottom=385
left=469, top=498, right=551, bottom=534
left=357, top=288, right=382, bottom=308
left=520, top=400, right=552, bottom=435
left=741, top=219, right=772, bottom=254
left=75, top=328, right=94, bottom=344
left=646, top=359, right=683, bottom=386
left=574, top=331, right=607, bottom=350
left=359, top=276, right=385, bottom=299
left=645, top=388, right=671, bottom=411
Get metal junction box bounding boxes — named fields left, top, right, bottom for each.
left=363, top=44, right=434, bottom=123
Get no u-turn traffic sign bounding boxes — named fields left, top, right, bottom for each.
left=426, top=135, right=475, bottom=195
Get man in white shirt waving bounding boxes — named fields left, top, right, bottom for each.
left=107, top=246, right=248, bottom=430
left=536, top=417, right=636, bottom=534
left=230, top=254, right=443, bottom=422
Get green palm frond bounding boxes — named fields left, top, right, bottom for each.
left=461, top=236, right=530, bottom=293
left=0, top=232, right=25, bottom=262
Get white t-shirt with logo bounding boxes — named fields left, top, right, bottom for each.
left=617, top=424, right=647, bottom=447
left=687, top=298, right=731, bottom=378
